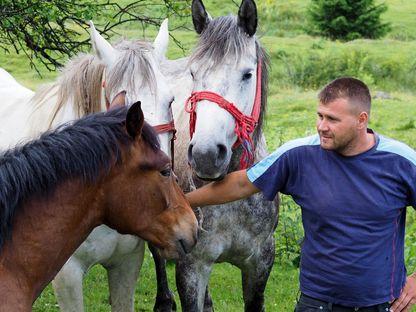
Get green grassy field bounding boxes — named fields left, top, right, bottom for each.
left=2, top=0, right=416, bottom=310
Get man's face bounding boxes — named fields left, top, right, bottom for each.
left=316, top=98, right=360, bottom=153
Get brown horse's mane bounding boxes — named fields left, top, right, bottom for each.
left=0, top=106, right=159, bottom=250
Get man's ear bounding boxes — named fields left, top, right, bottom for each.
left=357, top=111, right=369, bottom=129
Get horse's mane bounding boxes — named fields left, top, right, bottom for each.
left=30, top=39, right=157, bottom=127
left=31, top=53, right=105, bottom=125
left=0, top=106, right=159, bottom=250
left=189, top=15, right=269, bottom=147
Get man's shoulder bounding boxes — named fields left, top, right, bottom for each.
left=272, top=134, right=320, bottom=157
left=377, top=134, right=416, bottom=166
left=247, top=134, right=320, bottom=182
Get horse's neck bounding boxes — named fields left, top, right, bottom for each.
left=0, top=179, right=102, bottom=303
left=164, top=57, right=197, bottom=191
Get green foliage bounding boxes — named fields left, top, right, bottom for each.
left=0, top=0, right=190, bottom=71
left=405, top=210, right=416, bottom=272
left=275, top=195, right=303, bottom=267
left=308, top=0, right=391, bottom=41
left=267, top=38, right=416, bottom=92
left=257, top=0, right=307, bottom=37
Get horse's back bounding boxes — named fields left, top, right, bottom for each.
left=0, top=69, right=35, bottom=150
left=0, top=68, right=33, bottom=94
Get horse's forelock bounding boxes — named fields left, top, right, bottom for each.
left=106, top=40, right=157, bottom=102
left=189, top=15, right=254, bottom=72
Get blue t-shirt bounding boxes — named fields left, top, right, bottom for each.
left=247, top=132, right=416, bottom=307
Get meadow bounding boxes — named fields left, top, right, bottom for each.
left=1, top=0, right=416, bottom=310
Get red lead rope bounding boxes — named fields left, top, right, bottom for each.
left=185, top=59, right=262, bottom=169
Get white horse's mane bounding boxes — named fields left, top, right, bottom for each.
left=30, top=39, right=157, bottom=128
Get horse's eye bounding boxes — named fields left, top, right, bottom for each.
left=242, top=72, right=252, bottom=81
left=160, top=168, right=171, bottom=177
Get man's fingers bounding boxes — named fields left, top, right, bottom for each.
left=401, top=300, right=414, bottom=312
left=391, top=292, right=411, bottom=312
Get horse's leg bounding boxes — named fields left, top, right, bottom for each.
left=52, top=257, right=86, bottom=312
left=106, top=244, right=145, bottom=312
left=241, top=236, right=275, bottom=312
left=203, top=285, right=214, bottom=312
left=176, top=257, right=213, bottom=312
left=148, top=243, right=177, bottom=312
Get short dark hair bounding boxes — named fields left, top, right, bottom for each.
left=318, top=77, right=371, bottom=114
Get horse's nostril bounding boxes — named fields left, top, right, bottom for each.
left=217, top=144, right=227, bottom=162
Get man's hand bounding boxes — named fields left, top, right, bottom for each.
left=391, top=274, right=416, bottom=312
left=185, top=170, right=259, bottom=208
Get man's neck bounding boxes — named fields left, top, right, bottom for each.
left=339, top=130, right=375, bottom=157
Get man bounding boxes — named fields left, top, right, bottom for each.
left=186, top=77, right=416, bottom=312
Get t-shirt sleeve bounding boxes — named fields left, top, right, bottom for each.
left=246, top=147, right=291, bottom=201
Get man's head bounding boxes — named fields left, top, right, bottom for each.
left=316, top=77, right=372, bottom=154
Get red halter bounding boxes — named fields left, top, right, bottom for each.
left=185, top=59, right=262, bottom=169
left=153, top=121, right=177, bottom=170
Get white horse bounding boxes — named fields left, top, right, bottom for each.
left=0, top=69, right=35, bottom=148
left=160, top=0, right=279, bottom=311
left=0, top=20, right=175, bottom=312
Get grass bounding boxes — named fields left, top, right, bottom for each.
left=33, top=251, right=300, bottom=311
left=3, top=0, right=416, bottom=310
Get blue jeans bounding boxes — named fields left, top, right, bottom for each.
left=294, top=293, right=391, bottom=312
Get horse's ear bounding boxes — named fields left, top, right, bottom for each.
left=192, top=0, right=211, bottom=34
left=126, top=101, right=144, bottom=139
left=153, top=19, right=169, bottom=62
left=237, top=0, right=258, bottom=37
left=89, top=21, right=117, bottom=66
left=109, top=91, right=126, bottom=109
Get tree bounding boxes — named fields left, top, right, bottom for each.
left=308, top=0, right=390, bottom=41
left=0, top=0, right=190, bottom=71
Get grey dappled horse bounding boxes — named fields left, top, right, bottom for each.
left=160, top=0, right=279, bottom=311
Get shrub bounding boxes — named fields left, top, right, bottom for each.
left=308, top=0, right=391, bottom=41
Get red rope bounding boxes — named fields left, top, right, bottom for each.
left=153, top=121, right=176, bottom=138
left=154, top=121, right=177, bottom=170
left=185, top=59, right=262, bottom=169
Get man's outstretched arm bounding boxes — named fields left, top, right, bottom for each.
left=185, top=169, right=260, bottom=209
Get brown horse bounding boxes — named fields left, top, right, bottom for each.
left=0, top=102, right=197, bottom=312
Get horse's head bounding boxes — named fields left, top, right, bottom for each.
left=103, top=102, right=197, bottom=259
left=89, top=20, right=175, bottom=159
left=187, top=0, right=266, bottom=180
